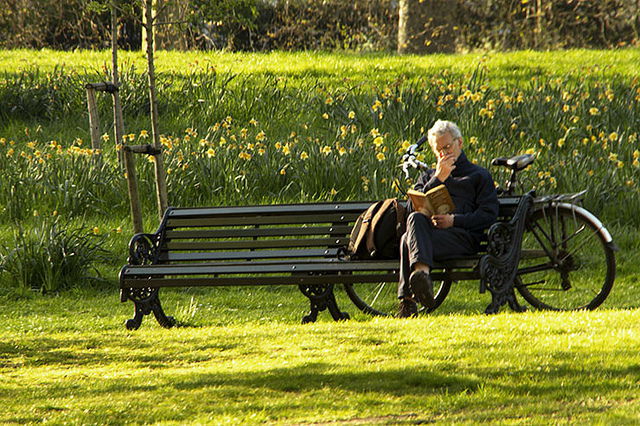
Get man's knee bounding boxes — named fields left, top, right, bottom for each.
left=407, top=211, right=432, bottom=231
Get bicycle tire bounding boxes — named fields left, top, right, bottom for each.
left=344, top=278, right=452, bottom=316
left=516, top=203, right=616, bottom=310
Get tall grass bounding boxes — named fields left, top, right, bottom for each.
left=1, top=50, right=638, bottom=227
left=0, top=216, right=109, bottom=295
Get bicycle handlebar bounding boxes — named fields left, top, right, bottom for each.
left=400, top=135, right=430, bottom=179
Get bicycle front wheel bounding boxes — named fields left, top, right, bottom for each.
left=516, top=203, right=616, bottom=310
left=344, top=278, right=452, bottom=316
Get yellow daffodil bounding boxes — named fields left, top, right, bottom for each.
left=321, top=146, right=331, bottom=155
left=300, top=151, right=309, bottom=160
left=101, top=133, right=110, bottom=141
left=256, top=131, right=266, bottom=142
left=279, top=168, right=286, bottom=175
left=609, top=132, right=618, bottom=141
left=92, top=227, right=100, bottom=235
left=589, top=107, right=600, bottom=116
left=376, top=152, right=386, bottom=161
left=330, top=188, right=338, bottom=196
left=239, top=151, right=252, bottom=160
left=348, top=111, right=356, bottom=119
left=249, top=118, right=258, bottom=126
left=140, top=130, right=149, bottom=138
left=207, top=148, right=216, bottom=158
left=325, top=97, right=333, bottom=105
left=373, top=136, right=384, bottom=147
left=322, top=113, right=329, bottom=120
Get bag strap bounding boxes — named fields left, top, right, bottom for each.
left=367, top=198, right=396, bottom=254
left=352, top=201, right=381, bottom=254
left=394, top=199, right=407, bottom=238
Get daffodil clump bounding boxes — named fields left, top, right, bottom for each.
left=0, top=61, right=638, bottom=227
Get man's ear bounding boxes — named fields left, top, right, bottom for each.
left=458, top=137, right=464, bottom=150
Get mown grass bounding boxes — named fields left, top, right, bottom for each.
left=1, top=285, right=639, bottom=424
left=1, top=48, right=639, bottom=423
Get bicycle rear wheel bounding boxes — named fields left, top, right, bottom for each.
left=344, top=279, right=452, bottom=316
left=516, top=203, right=616, bottom=310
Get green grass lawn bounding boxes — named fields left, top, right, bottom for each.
left=1, top=285, right=639, bottom=424
left=1, top=47, right=640, bottom=423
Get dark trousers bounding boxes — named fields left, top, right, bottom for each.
left=398, top=212, right=478, bottom=299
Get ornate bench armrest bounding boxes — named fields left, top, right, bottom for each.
left=479, top=191, right=535, bottom=313
left=127, top=233, right=161, bottom=265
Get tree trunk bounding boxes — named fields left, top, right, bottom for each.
left=113, top=2, right=144, bottom=234
left=144, top=0, right=169, bottom=220
left=398, top=0, right=457, bottom=54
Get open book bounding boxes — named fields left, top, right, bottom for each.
left=407, top=185, right=456, bottom=217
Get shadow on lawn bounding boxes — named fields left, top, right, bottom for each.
left=172, top=362, right=481, bottom=396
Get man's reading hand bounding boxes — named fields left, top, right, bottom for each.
left=435, top=153, right=456, bottom=182
left=431, top=214, right=454, bottom=229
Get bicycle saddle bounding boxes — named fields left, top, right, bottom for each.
left=491, top=154, right=535, bottom=171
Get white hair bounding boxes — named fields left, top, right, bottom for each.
left=427, top=119, right=462, bottom=144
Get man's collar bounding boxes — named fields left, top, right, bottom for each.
left=455, top=150, right=469, bottom=165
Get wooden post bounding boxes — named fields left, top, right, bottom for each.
left=86, top=86, right=102, bottom=151
left=123, top=148, right=144, bottom=234
left=144, top=0, right=169, bottom=220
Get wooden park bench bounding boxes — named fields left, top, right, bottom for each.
left=119, top=191, right=534, bottom=330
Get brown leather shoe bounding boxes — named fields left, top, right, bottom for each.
left=409, top=270, right=434, bottom=308
left=397, top=298, right=418, bottom=318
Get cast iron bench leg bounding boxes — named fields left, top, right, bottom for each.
left=121, top=287, right=176, bottom=330
left=298, top=284, right=350, bottom=324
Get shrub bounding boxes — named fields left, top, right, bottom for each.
left=0, top=217, right=109, bottom=296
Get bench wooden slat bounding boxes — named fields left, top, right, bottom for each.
left=166, top=213, right=360, bottom=228
left=123, top=260, right=400, bottom=276
left=164, top=237, right=350, bottom=251
left=122, top=273, right=400, bottom=288
left=159, top=248, right=341, bottom=262
left=167, top=202, right=373, bottom=218
left=164, top=225, right=352, bottom=239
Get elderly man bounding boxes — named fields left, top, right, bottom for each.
left=398, top=119, right=499, bottom=317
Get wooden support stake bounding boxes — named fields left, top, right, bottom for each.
left=123, top=149, right=144, bottom=234
left=86, top=86, right=102, bottom=151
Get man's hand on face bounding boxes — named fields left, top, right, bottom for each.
left=431, top=214, right=454, bottom=229
left=435, top=152, right=457, bottom=182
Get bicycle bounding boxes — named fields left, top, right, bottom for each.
left=343, top=137, right=617, bottom=315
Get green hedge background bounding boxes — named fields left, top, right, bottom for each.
left=1, top=0, right=638, bottom=52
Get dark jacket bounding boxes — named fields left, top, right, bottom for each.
left=412, top=151, right=499, bottom=242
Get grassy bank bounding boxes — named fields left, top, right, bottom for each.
left=1, top=49, right=639, bottom=229
left=1, top=287, right=639, bottom=423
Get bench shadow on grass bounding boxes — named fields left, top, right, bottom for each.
left=171, top=362, right=481, bottom=397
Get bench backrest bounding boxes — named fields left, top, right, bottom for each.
left=158, top=202, right=371, bottom=263
left=155, top=198, right=521, bottom=264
